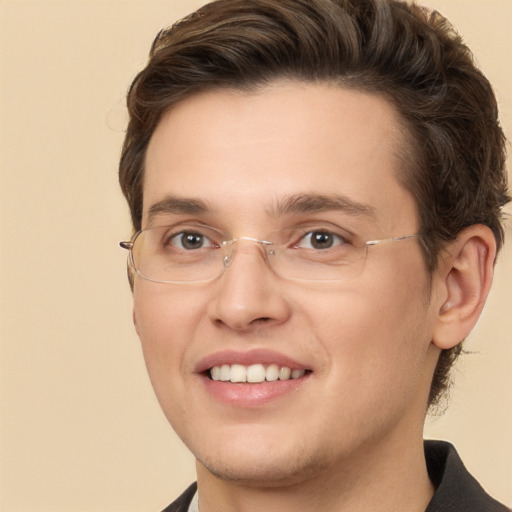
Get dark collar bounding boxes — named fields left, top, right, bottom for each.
left=424, top=440, right=508, bottom=511
left=161, top=482, right=197, bottom=512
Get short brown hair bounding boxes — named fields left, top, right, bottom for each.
left=119, top=0, right=510, bottom=408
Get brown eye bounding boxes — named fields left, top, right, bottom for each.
left=311, top=231, right=334, bottom=249
left=171, top=232, right=209, bottom=250
left=298, top=231, right=345, bottom=250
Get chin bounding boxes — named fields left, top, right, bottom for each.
left=201, top=460, right=325, bottom=488
left=194, top=440, right=333, bottom=488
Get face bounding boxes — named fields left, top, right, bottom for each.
left=134, top=82, right=441, bottom=486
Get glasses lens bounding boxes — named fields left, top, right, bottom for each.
left=131, top=226, right=223, bottom=283
left=129, top=226, right=370, bottom=283
left=270, top=237, right=368, bottom=281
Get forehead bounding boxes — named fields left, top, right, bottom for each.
left=143, top=81, right=416, bottom=231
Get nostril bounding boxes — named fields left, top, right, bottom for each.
left=250, top=316, right=272, bottom=325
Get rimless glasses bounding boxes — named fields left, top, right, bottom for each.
left=120, top=223, right=422, bottom=284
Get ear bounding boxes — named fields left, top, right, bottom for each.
left=432, top=225, right=496, bottom=350
left=132, top=308, right=140, bottom=336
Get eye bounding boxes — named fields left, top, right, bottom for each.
left=169, top=231, right=214, bottom=250
left=297, top=230, right=347, bottom=250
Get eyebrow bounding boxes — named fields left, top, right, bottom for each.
left=146, top=196, right=211, bottom=223
left=270, top=193, right=376, bottom=219
left=145, top=192, right=376, bottom=224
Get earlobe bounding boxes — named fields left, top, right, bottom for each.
left=432, top=225, right=496, bottom=350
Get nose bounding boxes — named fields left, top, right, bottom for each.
left=207, top=239, right=291, bottom=332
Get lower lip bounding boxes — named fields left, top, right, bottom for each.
left=200, top=374, right=311, bottom=407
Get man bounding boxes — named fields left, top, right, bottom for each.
left=118, top=0, right=510, bottom=510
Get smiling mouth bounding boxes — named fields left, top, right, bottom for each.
left=208, top=364, right=311, bottom=383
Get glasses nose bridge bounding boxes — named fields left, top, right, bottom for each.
left=222, top=236, right=274, bottom=269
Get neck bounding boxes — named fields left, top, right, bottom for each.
left=195, top=430, right=434, bottom=512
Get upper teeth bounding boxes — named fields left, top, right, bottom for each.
left=210, top=364, right=306, bottom=383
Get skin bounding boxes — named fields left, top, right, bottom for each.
left=132, top=81, right=495, bottom=512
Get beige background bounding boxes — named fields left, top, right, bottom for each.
left=0, top=1, right=510, bottom=510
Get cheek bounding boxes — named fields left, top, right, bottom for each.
left=132, top=284, right=206, bottom=397
left=305, top=269, right=432, bottom=402
left=133, top=282, right=205, bottom=342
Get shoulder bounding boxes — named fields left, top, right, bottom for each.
left=425, top=440, right=509, bottom=512
left=160, top=482, right=197, bottom=512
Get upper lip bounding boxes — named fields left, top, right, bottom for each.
left=195, top=349, right=312, bottom=374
